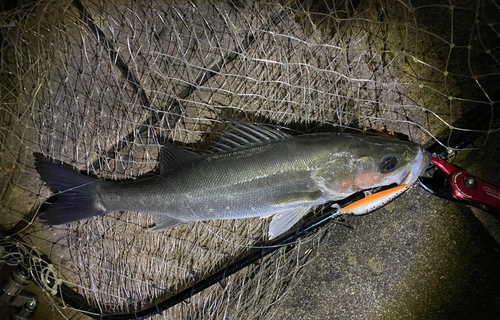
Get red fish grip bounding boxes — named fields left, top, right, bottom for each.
left=431, top=157, right=500, bottom=212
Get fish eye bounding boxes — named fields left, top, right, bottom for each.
left=379, top=154, right=398, bottom=173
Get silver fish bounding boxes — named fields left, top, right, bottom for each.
left=35, top=121, right=431, bottom=239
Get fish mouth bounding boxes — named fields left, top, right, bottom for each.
left=401, top=148, right=432, bottom=185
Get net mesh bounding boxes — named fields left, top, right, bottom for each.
left=1, top=0, right=499, bottom=319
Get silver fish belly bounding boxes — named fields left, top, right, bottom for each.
left=35, top=121, right=431, bottom=239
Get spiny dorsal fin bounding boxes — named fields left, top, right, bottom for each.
left=209, top=120, right=292, bottom=153
left=160, top=143, right=201, bottom=173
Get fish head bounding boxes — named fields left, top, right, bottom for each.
left=317, top=135, right=431, bottom=196
left=349, top=135, right=431, bottom=190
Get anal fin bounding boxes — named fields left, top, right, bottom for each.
left=268, top=207, right=311, bottom=240
left=149, top=215, right=188, bottom=231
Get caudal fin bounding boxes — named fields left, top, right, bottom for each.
left=34, top=153, right=106, bottom=225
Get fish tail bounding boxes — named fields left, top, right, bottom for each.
left=34, top=153, right=105, bottom=225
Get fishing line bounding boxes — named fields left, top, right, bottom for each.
left=183, top=200, right=324, bottom=251
left=47, top=179, right=104, bottom=197
left=196, top=214, right=323, bottom=250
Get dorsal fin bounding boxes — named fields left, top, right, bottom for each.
left=160, top=143, right=201, bottom=173
left=209, top=120, right=292, bottom=153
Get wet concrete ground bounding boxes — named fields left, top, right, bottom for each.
left=273, top=132, right=500, bottom=320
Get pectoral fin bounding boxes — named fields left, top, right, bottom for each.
left=271, top=190, right=322, bottom=206
left=268, top=207, right=311, bottom=240
left=149, top=215, right=188, bottom=231
left=334, top=184, right=410, bottom=215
